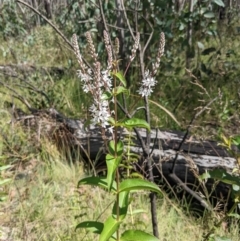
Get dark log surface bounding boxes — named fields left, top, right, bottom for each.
left=14, top=107, right=239, bottom=210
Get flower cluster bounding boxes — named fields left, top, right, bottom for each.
left=77, top=66, right=112, bottom=128
left=129, top=32, right=140, bottom=62
left=73, top=30, right=166, bottom=126
left=137, top=32, right=165, bottom=98
left=89, top=100, right=111, bottom=128
left=152, top=32, right=165, bottom=76
left=137, top=70, right=157, bottom=97
left=103, top=30, right=113, bottom=71
left=72, top=32, right=113, bottom=130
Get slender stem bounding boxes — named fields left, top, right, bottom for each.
left=98, top=0, right=116, bottom=62
left=124, top=61, right=132, bottom=77
left=116, top=170, right=120, bottom=241
left=127, top=133, right=134, bottom=225
left=144, top=96, right=159, bottom=238
left=113, top=73, right=120, bottom=241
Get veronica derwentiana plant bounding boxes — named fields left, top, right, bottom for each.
left=74, top=30, right=162, bottom=241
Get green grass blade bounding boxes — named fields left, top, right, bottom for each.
left=148, top=99, right=180, bottom=126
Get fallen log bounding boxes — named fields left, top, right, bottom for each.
left=12, top=107, right=239, bottom=211
left=78, top=125, right=237, bottom=211
left=0, top=64, right=65, bottom=79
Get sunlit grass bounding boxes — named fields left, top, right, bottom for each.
left=1, top=157, right=239, bottom=241
left=0, top=25, right=72, bottom=67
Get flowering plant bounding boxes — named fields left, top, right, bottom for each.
left=72, top=29, right=165, bottom=240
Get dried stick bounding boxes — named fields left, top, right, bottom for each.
left=120, top=1, right=159, bottom=237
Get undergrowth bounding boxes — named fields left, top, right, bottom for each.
left=1, top=155, right=239, bottom=240
left=0, top=8, right=240, bottom=240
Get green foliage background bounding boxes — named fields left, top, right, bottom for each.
left=1, top=0, right=239, bottom=134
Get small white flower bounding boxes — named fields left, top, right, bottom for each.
left=137, top=86, right=154, bottom=97
left=77, top=67, right=113, bottom=131
left=137, top=69, right=157, bottom=97
left=102, top=70, right=112, bottom=89
left=90, top=100, right=111, bottom=128
left=77, top=69, right=93, bottom=93
left=107, top=126, right=114, bottom=134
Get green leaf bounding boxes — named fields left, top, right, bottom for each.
left=213, top=0, right=225, bottom=7
left=113, top=71, right=126, bottom=87
left=199, top=172, right=211, bottom=180
left=75, top=221, right=103, bottom=234
left=206, top=170, right=240, bottom=186
left=203, top=12, right=215, bottom=18
left=78, top=177, right=117, bottom=193
left=179, top=22, right=185, bottom=31
left=99, top=216, right=121, bottom=241
left=123, top=118, right=150, bottom=131
left=108, top=117, right=116, bottom=126
left=109, top=140, right=124, bottom=156
left=232, top=135, right=240, bottom=145
left=112, top=191, right=129, bottom=221
left=0, top=179, right=11, bottom=185
left=197, top=41, right=204, bottom=49
left=101, top=91, right=113, bottom=100
left=0, top=165, right=12, bottom=171
left=201, top=47, right=216, bottom=55
left=106, top=154, right=121, bottom=191
left=119, top=179, right=162, bottom=195
left=120, top=230, right=160, bottom=241
left=232, top=136, right=240, bottom=150
left=114, top=86, right=129, bottom=96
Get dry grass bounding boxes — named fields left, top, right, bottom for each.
left=0, top=146, right=239, bottom=241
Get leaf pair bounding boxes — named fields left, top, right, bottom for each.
left=77, top=177, right=162, bottom=240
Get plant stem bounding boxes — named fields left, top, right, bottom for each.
left=113, top=73, right=120, bottom=241
left=144, top=96, right=159, bottom=238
